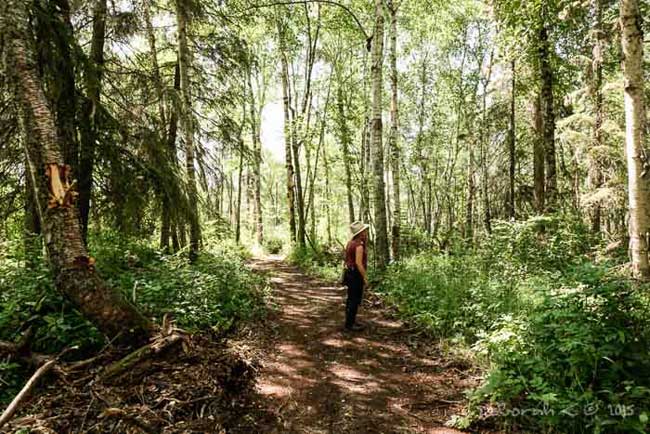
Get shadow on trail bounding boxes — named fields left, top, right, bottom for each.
left=248, top=256, right=474, bottom=434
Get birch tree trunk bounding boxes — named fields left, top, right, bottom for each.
left=3, top=0, right=152, bottom=344
left=387, top=1, right=400, bottom=260
left=620, top=0, right=650, bottom=278
left=370, top=0, right=390, bottom=269
left=175, top=0, right=201, bottom=262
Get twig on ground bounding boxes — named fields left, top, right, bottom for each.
left=0, top=360, right=56, bottom=428
left=0, top=346, right=77, bottom=429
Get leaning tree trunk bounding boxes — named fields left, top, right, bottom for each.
left=370, top=0, right=390, bottom=269
left=175, top=0, right=201, bottom=262
left=78, top=0, right=107, bottom=242
left=388, top=1, right=401, bottom=260
left=620, top=0, right=650, bottom=279
left=538, top=18, right=557, bottom=212
left=3, top=0, right=152, bottom=344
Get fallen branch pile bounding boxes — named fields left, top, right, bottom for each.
left=0, top=323, right=276, bottom=433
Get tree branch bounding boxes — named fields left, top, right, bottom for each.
left=240, top=0, right=369, bottom=41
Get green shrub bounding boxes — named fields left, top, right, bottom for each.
left=91, top=232, right=267, bottom=331
left=288, top=244, right=342, bottom=281
left=484, top=215, right=594, bottom=276
left=377, top=252, right=531, bottom=340
left=263, top=237, right=284, bottom=254
left=471, top=278, right=650, bottom=433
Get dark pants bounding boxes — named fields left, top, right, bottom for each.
left=344, top=268, right=364, bottom=328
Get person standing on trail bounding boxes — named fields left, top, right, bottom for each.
left=343, top=221, right=369, bottom=332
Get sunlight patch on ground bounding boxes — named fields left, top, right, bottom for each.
left=257, top=380, right=292, bottom=398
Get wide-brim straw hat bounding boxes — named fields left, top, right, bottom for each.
left=350, top=221, right=370, bottom=240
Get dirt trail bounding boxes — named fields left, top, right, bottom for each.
left=246, top=256, right=478, bottom=434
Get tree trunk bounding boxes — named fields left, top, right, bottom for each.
left=163, top=63, right=181, bottom=252
left=480, top=49, right=494, bottom=234
left=322, top=140, right=333, bottom=244
left=143, top=0, right=173, bottom=252
left=388, top=1, right=400, bottom=260
left=507, top=59, right=516, bottom=219
left=143, top=0, right=166, bottom=129
left=35, top=0, right=79, bottom=173
left=589, top=0, right=604, bottom=233
left=370, top=0, right=390, bottom=269
left=19, top=107, right=43, bottom=265
left=620, top=0, right=650, bottom=278
left=277, top=18, right=297, bottom=244
left=5, top=0, right=152, bottom=344
left=532, top=94, right=545, bottom=213
left=78, top=0, right=107, bottom=241
left=235, top=143, right=244, bottom=243
left=247, top=66, right=264, bottom=245
left=538, top=19, right=557, bottom=211
left=336, top=84, right=355, bottom=224
left=466, top=141, right=475, bottom=241
left=175, top=0, right=200, bottom=262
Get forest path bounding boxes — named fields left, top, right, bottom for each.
left=246, top=255, right=475, bottom=434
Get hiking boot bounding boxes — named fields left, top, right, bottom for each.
left=344, top=323, right=365, bottom=332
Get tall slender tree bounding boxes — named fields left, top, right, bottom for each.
left=370, top=0, right=390, bottom=268
left=78, top=0, right=107, bottom=241
left=175, top=0, right=201, bottom=262
left=387, top=0, right=401, bottom=260
left=538, top=8, right=557, bottom=212
left=589, top=0, right=605, bottom=233
left=620, top=0, right=649, bottom=278
left=276, top=16, right=297, bottom=243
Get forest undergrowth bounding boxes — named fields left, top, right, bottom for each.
left=0, top=230, right=269, bottom=407
left=291, top=215, right=650, bottom=433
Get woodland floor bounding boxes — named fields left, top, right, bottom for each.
left=1, top=256, right=496, bottom=434
left=242, top=255, right=490, bottom=434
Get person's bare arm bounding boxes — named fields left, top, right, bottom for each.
left=355, top=245, right=368, bottom=287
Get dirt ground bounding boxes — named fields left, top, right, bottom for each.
left=243, top=256, right=487, bottom=434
